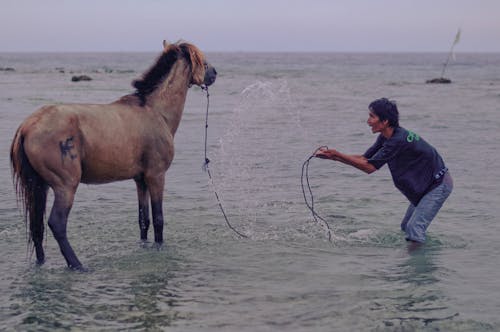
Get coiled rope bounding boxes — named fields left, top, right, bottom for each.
left=201, top=86, right=248, bottom=238
left=301, top=146, right=333, bottom=243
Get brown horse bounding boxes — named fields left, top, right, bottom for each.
left=10, top=41, right=217, bottom=271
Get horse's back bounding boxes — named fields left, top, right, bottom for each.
left=17, top=102, right=174, bottom=186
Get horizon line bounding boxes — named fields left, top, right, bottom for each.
left=2, top=50, right=500, bottom=54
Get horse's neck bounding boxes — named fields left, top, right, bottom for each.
left=150, top=63, right=190, bottom=136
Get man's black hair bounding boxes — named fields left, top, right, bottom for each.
left=369, top=98, right=399, bottom=128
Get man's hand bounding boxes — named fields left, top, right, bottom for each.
left=314, top=148, right=376, bottom=174
left=314, top=148, right=338, bottom=160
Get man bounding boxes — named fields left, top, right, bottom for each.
left=315, top=98, right=453, bottom=249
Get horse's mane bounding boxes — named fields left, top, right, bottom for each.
left=129, top=42, right=205, bottom=107
left=132, top=45, right=179, bottom=106
left=131, top=42, right=194, bottom=107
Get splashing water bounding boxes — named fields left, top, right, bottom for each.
left=212, top=80, right=306, bottom=235
left=210, top=80, right=348, bottom=243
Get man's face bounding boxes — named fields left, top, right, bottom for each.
left=367, top=110, right=389, bottom=133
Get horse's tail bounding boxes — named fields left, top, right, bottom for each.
left=10, top=127, right=48, bottom=247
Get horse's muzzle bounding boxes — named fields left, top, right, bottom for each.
left=204, top=64, right=217, bottom=86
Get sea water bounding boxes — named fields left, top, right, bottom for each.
left=1, top=52, right=500, bottom=331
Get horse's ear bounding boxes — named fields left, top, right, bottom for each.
left=163, top=40, right=169, bottom=50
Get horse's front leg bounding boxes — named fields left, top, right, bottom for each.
left=48, top=187, right=84, bottom=270
left=145, top=174, right=165, bottom=247
left=134, top=176, right=150, bottom=242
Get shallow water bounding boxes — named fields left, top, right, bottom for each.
left=1, top=52, right=500, bottom=331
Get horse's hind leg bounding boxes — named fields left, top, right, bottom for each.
left=145, top=174, right=165, bottom=246
left=47, top=187, right=83, bottom=270
left=32, top=184, right=49, bottom=265
left=32, top=209, right=46, bottom=265
left=134, top=176, right=150, bottom=242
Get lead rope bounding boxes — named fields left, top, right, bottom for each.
left=301, top=146, right=333, bottom=243
left=201, top=86, right=248, bottom=238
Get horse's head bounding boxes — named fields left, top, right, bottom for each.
left=203, top=62, right=217, bottom=87
left=165, top=41, right=217, bottom=88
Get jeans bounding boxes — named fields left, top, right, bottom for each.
left=400, top=172, right=453, bottom=243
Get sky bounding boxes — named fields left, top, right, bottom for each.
left=2, top=0, right=499, bottom=53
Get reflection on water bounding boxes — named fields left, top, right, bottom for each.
left=11, top=248, right=185, bottom=331
left=373, top=246, right=461, bottom=330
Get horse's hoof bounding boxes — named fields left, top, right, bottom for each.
left=152, top=242, right=164, bottom=251
left=36, top=259, right=45, bottom=266
left=139, top=240, right=150, bottom=248
left=69, top=265, right=90, bottom=273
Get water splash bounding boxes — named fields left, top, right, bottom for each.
left=212, top=80, right=309, bottom=237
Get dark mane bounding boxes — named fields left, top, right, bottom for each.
left=132, top=46, right=180, bottom=106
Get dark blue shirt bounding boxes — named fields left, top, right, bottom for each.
left=363, top=127, right=447, bottom=205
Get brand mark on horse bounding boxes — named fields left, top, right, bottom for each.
left=59, top=137, right=77, bottom=161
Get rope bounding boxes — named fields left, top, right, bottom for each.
left=201, top=86, right=248, bottom=238
left=301, top=146, right=333, bottom=243
left=201, top=86, right=330, bottom=242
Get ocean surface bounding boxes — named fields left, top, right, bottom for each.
left=1, top=51, right=499, bottom=331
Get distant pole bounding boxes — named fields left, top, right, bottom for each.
left=440, top=28, right=461, bottom=78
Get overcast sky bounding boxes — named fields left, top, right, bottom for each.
left=2, top=0, right=499, bottom=52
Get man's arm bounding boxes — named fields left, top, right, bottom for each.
left=315, top=148, right=377, bottom=174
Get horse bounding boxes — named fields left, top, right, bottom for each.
left=10, top=40, right=217, bottom=271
